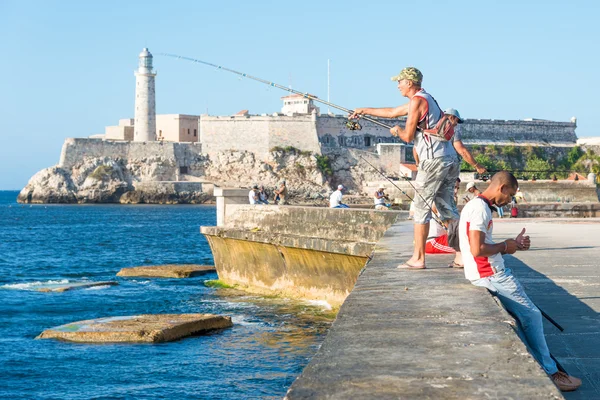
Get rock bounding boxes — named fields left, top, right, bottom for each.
left=36, top=281, right=118, bottom=292
left=36, top=314, right=233, bottom=343
left=117, top=264, right=216, bottom=278
left=17, top=167, right=77, bottom=203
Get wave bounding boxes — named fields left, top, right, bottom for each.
left=1, top=279, right=70, bottom=290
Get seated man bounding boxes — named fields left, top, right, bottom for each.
left=248, top=184, right=259, bottom=205
left=374, top=185, right=390, bottom=210
left=329, top=184, right=349, bottom=208
left=459, top=171, right=581, bottom=392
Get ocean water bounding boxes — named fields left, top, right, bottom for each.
left=0, top=191, right=332, bottom=399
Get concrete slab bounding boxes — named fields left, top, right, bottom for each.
left=36, top=313, right=232, bottom=343
left=35, top=281, right=118, bottom=292
left=286, top=220, right=564, bottom=399
left=493, top=218, right=600, bottom=399
left=116, top=264, right=216, bottom=278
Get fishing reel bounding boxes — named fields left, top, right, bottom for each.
left=345, top=120, right=362, bottom=131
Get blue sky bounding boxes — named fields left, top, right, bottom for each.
left=1, top=0, right=598, bottom=189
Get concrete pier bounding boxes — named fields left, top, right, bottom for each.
left=286, top=219, right=600, bottom=399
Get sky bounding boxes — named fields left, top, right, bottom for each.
left=1, top=0, right=599, bottom=189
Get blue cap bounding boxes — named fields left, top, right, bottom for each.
left=444, top=108, right=464, bottom=123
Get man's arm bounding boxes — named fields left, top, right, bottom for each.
left=453, top=139, right=486, bottom=174
left=390, top=97, right=426, bottom=143
left=468, top=230, right=520, bottom=257
left=375, top=191, right=384, bottom=199
left=351, top=103, right=410, bottom=119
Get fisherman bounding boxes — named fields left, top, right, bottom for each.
left=274, top=180, right=287, bottom=205
left=248, top=184, right=259, bottom=205
left=257, top=185, right=269, bottom=204
left=330, top=184, right=349, bottom=208
left=458, top=171, right=581, bottom=392
left=351, top=68, right=481, bottom=269
left=463, top=182, right=481, bottom=204
left=374, top=184, right=390, bottom=210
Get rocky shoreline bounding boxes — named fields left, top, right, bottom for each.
left=17, top=140, right=387, bottom=204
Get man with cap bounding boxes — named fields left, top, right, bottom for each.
left=248, top=184, right=259, bottom=205
left=463, top=182, right=481, bottom=204
left=374, top=184, right=390, bottom=210
left=350, top=68, right=483, bottom=269
left=330, top=184, right=349, bottom=208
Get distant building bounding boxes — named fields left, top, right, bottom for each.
left=281, top=94, right=320, bottom=115
left=156, top=114, right=199, bottom=142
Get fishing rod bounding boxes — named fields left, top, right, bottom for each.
left=358, top=155, right=445, bottom=228
left=159, top=53, right=396, bottom=132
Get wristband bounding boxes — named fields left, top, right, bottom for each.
left=503, top=241, right=508, bottom=253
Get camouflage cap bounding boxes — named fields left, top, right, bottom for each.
left=390, top=67, right=423, bottom=85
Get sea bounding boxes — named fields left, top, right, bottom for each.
left=0, top=191, right=333, bottom=399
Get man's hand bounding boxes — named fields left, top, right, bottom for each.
left=515, top=228, right=530, bottom=250
left=475, top=164, right=487, bottom=174
left=390, top=125, right=401, bottom=137
left=349, top=108, right=366, bottom=119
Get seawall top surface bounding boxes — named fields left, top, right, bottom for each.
left=286, top=220, right=564, bottom=399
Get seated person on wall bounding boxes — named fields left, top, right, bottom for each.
left=257, top=185, right=269, bottom=205
left=374, top=185, right=391, bottom=210
left=248, top=184, right=259, bottom=205
left=330, top=185, right=349, bottom=208
left=458, top=171, right=581, bottom=393
left=425, top=204, right=464, bottom=268
left=273, top=180, right=288, bottom=205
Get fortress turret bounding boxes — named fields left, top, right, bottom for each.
left=134, top=48, right=157, bottom=142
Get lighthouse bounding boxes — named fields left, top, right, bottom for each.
left=134, top=48, right=156, bottom=142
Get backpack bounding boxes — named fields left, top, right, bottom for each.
left=418, top=93, right=455, bottom=142
left=422, top=114, right=455, bottom=142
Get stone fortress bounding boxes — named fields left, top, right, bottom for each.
left=17, top=48, right=595, bottom=204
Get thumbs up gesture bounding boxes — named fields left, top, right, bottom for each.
left=515, top=228, right=530, bottom=250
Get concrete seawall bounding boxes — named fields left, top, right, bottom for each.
left=285, top=220, right=564, bottom=399
left=201, top=205, right=402, bottom=308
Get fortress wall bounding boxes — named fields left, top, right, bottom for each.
left=459, top=119, right=577, bottom=143
left=200, top=116, right=271, bottom=159
left=267, top=115, right=321, bottom=154
left=316, top=116, right=404, bottom=149
left=59, top=138, right=203, bottom=169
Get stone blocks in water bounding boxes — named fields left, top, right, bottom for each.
left=116, top=264, right=216, bottom=278
left=36, top=281, right=118, bottom=292
left=36, top=314, right=233, bottom=343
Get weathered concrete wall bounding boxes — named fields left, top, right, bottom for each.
left=516, top=203, right=600, bottom=218
left=200, top=115, right=321, bottom=160
left=59, top=138, right=203, bottom=171
left=201, top=205, right=402, bottom=308
left=285, top=220, right=564, bottom=399
left=460, top=119, right=577, bottom=143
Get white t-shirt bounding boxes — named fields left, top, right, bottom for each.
left=329, top=190, right=343, bottom=207
left=427, top=219, right=445, bottom=239
left=459, top=196, right=505, bottom=281
left=248, top=189, right=257, bottom=205
left=374, top=190, right=386, bottom=205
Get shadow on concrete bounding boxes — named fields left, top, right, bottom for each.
left=504, top=255, right=600, bottom=399
left=527, top=246, right=597, bottom=251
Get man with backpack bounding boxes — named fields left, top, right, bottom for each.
left=351, top=67, right=470, bottom=269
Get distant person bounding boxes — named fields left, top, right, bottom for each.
left=510, top=196, right=519, bottom=218
left=274, top=180, right=287, bottom=205
left=248, top=184, right=259, bottom=205
left=374, top=185, right=390, bottom=210
left=330, top=185, right=349, bottom=208
left=514, top=187, right=527, bottom=203
left=257, top=185, right=269, bottom=205
left=458, top=171, right=581, bottom=392
left=463, top=182, right=481, bottom=204
left=453, top=177, right=461, bottom=205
